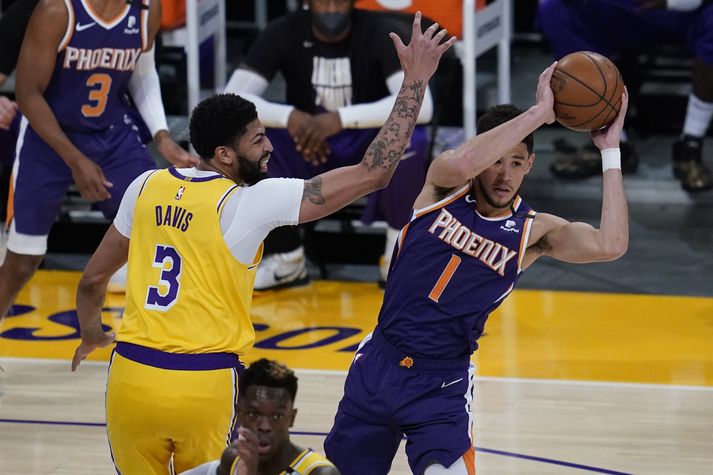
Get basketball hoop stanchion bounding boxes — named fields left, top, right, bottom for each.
left=460, top=0, right=511, bottom=137
left=162, top=0, right=226, bottom=116
left=185, top=0, right=226, bottom=113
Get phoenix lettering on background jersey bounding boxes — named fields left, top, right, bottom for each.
left=378, top=184, right=536, bottom=359
left=44, top=0, right=149, bottom=131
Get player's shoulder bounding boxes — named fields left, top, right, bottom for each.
left=528, top=212, right=568, bottom=246
left=35, top=0, right=69, bottom=20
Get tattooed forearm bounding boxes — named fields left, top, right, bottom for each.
left=361, top=79, right=425, bottom=172
left=302, top=177, right=326, bottom=205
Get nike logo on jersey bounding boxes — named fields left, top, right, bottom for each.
left=441, top=377, right=463, bottom=388
left=76, top=21, right=96, bottom=31
left=428, top=208, right=517, bottom=276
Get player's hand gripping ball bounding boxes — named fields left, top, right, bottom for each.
left=550, top=51, right=625, bottom=132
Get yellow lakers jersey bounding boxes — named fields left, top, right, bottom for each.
left=231, top=448, right=335, bottom=475
left=118, top=168, right=262, bottom=355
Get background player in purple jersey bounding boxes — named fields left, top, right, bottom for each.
left=325, top=66, right=630, bottom=473
left=0, top=0, right=197, bottom=325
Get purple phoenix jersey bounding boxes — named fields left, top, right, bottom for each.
left=378, top=183, right=536, bottom=360
left=45, top=0, right=149, bottom=131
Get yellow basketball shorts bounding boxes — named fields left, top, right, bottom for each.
left=106, top=343, right=241, bottom=474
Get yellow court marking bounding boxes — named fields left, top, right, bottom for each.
left=1, top=270, right=712, bottom=386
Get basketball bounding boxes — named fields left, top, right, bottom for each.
left=550, top=51, right=625, bottom=132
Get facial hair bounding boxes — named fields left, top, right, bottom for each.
left=476, top=179, right=519, bottom=210
left=238, top=151, right=268, bottom=185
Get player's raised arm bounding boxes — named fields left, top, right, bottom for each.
left=297, top=12, right=455, bottom=224
left=525, top=90, right=630, bottom=266
left=419, top=62, right=558, bottom=196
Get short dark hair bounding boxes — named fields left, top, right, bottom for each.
left=477, top=104, right=534, bottom=154
left=189, top=94, right=258, bottom=160
left=239, top=359, right=298, bottom=402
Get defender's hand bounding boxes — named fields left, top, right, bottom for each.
left=70, top=157, right=113, bottom=201
left=71, top=329, right=115, bottom=371
left=155, top=131, right=199, bottom=167
left=390, top=11, right=456, bottom=81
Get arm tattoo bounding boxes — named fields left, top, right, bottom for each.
left=361, top=79, right=425, bottom=172
left=302, top=177, right=325, bottom=205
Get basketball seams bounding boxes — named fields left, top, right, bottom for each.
left=552, top=69, right=603, bottom=106
left=552, top=51, right=624, bottom=131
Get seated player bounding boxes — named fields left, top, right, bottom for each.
left=180, top=359, right=340, bottom=475
left=224, top=0, right=435, bottom=289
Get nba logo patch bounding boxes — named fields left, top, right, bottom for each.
left=175, top=186, right=185, bottom=200
left=128, top=16, right=136, bottom=28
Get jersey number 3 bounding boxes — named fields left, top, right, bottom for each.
left=145, top=244, right=182, bottom=311
left=81, top=73, right=112, bottom=118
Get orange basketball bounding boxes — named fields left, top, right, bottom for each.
left=550, top=51, right=625, bottom=132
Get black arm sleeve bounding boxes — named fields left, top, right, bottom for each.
left=0, top=0, right=39, bottom=75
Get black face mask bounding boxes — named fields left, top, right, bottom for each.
left=312, top=12, right=351, bottom=40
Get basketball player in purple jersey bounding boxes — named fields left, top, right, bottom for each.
left=0, top=0, right=194, bottom=321
left=325, top=68, right=630, bottom=473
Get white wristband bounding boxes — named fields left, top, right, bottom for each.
left=601, top=148, right=621, bottom=172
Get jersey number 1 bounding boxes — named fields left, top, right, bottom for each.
left=145, top=245, right=182, bottom=311
left=81, top=73, right=112, bottom=118
left=429, top=254, right=461, bottom=303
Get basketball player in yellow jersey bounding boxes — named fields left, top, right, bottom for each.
left=70, top=12, right=455, bottom=475
left=180, top=359, right=340, bottom=475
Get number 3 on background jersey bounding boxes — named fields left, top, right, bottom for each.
left=145, top=244, right=182, bottom=311
left=81, top=73, right=112, bottom=118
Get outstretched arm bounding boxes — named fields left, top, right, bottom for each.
left=525, top=90, right=630, bottom=266
left=297, top=13, right=455, bottom=224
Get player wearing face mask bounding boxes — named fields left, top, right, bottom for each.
left=224, top=0, right=437, bottom=291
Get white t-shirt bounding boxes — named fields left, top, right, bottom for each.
left=113, top=168, right=304, bottom=264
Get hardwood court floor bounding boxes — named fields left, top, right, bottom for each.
left=1, top=270, right=713, bottom=474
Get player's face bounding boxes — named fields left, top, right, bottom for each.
left=234, top=119, right=273, bottom=185
left=475, top=142, right=533, bottom=211
left=237, top=386, right=297, bottom=462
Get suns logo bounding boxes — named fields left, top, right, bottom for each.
left=175, top=186, right=185, bottom=200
